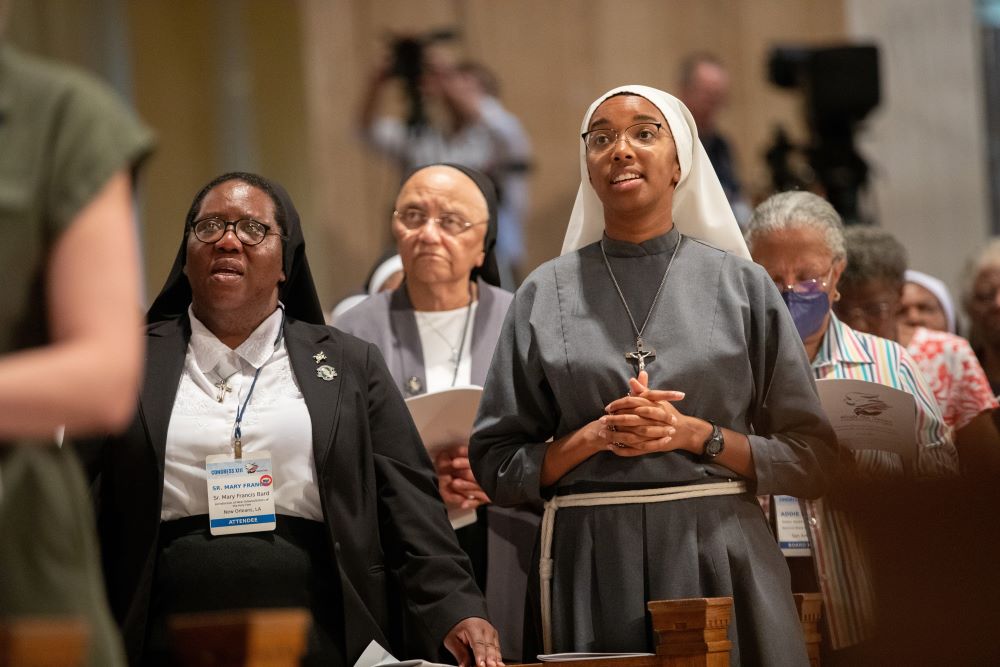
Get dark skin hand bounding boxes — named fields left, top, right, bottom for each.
left=600, top=372, right=756, bottom=479
left=444, top=617, right=504, bottom=667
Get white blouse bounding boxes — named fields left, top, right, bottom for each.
left=160, top=306, right=322, bottom=521
left=414, top=302, right=477, bottom=392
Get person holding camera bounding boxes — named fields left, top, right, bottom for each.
left=358, top=43, right=531, bottom=286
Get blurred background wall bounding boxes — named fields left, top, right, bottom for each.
left=6, top=0, right=993, bottom=315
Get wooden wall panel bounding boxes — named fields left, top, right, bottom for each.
left=299, top=0, right=846, bottom=306
left=9, top=0, right=848, bottom=308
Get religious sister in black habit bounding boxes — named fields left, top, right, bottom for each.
left=77, top=172, right=502, bottom=667
left=469, top=85, right=838, bottom=665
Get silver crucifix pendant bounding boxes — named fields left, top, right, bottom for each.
left=624, top=337, right=656, bottom=374
left=214, top=380, right=232, bottom=403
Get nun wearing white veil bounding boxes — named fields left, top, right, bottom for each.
left=470, top=85, right=837, bottom=664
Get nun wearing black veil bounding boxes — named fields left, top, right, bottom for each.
left=77, top=172, right=501, bottom=667
left=336, top=163, right=538, bottom=660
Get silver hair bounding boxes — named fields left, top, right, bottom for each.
left=745, top=190, right=846, bottom=260
left=962, top=237, right=1000, bottom=301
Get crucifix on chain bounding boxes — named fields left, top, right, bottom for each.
left=214, top=379, right=232, bottom=403
left=624, top=337, right=656, bottom=375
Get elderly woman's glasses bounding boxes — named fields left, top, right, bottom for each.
left=774, top=267, right=834, bottom=296
left=394, top=208, right=486, bottom=236
left=190, top=217, right=282, bottom=246
left=581, top=122, right=663, bottom=154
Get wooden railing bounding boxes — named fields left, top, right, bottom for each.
left=0, top=617, right=88, bottom=667
left=0, top=594, right=823, bottom=666
left=168, top=608, right=310, bottom=667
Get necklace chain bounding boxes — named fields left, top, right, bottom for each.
left=599, top=234, right=684, bottom=342
left=416, top=282, right=475, bottom=387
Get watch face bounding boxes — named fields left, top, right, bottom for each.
left=704, top=426, right=724, bottom=457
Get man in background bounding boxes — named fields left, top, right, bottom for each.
left=358, top=44, right=531, bottom=287
left=678, top=52, right=751, bottom=226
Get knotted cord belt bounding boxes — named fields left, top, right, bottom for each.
left=539, top=480, right=748, bottom=653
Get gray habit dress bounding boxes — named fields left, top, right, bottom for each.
left=469, top=227, right=837, bottom=665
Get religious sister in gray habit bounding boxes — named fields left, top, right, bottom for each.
left=469, top=85, right=839, bottom=665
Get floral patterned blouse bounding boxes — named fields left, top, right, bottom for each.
left=906, top=327, right=999, bottom=430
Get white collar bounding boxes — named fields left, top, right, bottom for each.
left=188, top=305, right=284, bottom=375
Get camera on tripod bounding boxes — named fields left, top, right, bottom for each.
left=766, top=44, right=880, bottom=224
left=387, top=28, right=459, bottom=129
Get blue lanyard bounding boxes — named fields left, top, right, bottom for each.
left=232, top=308, right=285, bottom=458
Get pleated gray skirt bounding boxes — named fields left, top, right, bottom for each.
left=535, top=492, right=808, bottom=667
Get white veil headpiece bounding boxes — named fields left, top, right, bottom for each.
left=560, top=84, right=749, bottom=259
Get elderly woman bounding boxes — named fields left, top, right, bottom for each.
left=900, top=269, right=957, bottom=337
left=964, top=238, right=1000, bottom=395
left=746, top=191, right=959, bottom=658
left=835, top=227, right=1000, bottom=475
left=337, top=163, right=537, bottom=659
left=80, top=172, right=501, bottom=667
left=469, top=86, right=837, bottom=665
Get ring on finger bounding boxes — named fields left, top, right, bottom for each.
left=614, top=442, right=626, bottom=448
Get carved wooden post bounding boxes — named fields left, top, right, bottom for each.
left=794, top=593, right=823, bottom=667
left=0, top=617, right=88, bottom=667
left=169, top=608, right=309, bottom=667
left=647, top=597, right=733, bottom=666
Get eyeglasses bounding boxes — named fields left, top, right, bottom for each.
left=393, top=208, right=486, bottom=236
left=581, top=122, right=663, bottom=154
left=774, top=267, right=834, bottom=296
left=972, top=288, right=1000, bottom=307
left=189, top=217, right=283, bottom=246
left=841, top=301, right=898, bottom=324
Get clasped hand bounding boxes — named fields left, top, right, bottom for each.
left=597, top=371, right=708, bottom=457
left=435, top=444, right=491, bottom=510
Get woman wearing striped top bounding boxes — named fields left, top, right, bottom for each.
left=746, top=191, right=958, bottom=661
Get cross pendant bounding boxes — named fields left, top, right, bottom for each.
left=624, top=337, right=656, bottom=374
left=214, top=380, right=232, bottom=403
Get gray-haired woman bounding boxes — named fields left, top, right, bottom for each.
left=747, top=190, right=958, bottom=656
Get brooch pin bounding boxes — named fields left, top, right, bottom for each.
left=316, top=365, right=338, bottom=381
left=313, top=351, right=327, bottom=364
left=405, top=376, right=423, bottom=396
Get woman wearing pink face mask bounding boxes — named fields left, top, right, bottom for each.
left=747, top=190, right=958, bottom=659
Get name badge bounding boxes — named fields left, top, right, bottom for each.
left=206, top=451, right=277, bottom=536
left=774, top=494, right=811, bottom=557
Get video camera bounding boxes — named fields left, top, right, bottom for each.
left=387, top=28, right=459, bottom=129
left=766, top=45, right=880, bottom=224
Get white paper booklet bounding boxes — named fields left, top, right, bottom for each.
left=537, top=653, right=655, bottom=662
left=815, top=377, right=916, bottom=465
left=404, top=385, right=483, bottom=529
left=353, top=639, right=452, bottom=667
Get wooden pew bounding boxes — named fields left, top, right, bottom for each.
left=794, top=592, right=823, bottom=667
left=517, top=597, right=733, bottom=667
left=519, top=594, right=822, bottom=667
left=161, top=594, right=821, bottom=667
left=0, top=616, right=88, bottom=667
left=168, top=608, right=309, bottom=667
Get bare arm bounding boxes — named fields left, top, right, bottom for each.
left=0, top=170, right=143, bottom=439
left=358, top=60, right=393, bottom=133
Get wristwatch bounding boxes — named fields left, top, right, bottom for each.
left=702, top=422, right=725, bottom=459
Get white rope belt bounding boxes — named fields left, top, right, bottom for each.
left=539, top=480, right=748, bottom=653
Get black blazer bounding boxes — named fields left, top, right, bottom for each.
left=80, top=314, right=487, bottom=664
